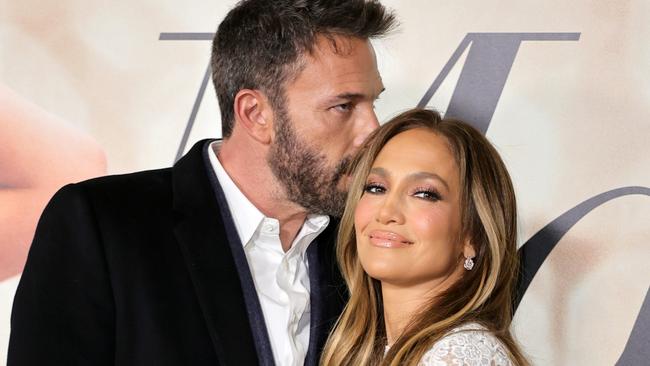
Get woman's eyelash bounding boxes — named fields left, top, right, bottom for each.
left=413, top=187, right=442, bottom=201
left=363, top=183, right=441, bottom=201
left=363, top=182, right=385, bottom=194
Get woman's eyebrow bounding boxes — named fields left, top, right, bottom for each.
left=407, top=171, right=450, bottom=191
left=369, top=168, right=449, bottom=191
left=369, top=167, right=389, bottom=177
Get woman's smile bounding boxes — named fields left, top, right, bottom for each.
left=368, top=229, right=414, bottom=247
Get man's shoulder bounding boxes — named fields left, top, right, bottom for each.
left=74, top=138, right=213, bottom=203
left=80, top=167, right=172, bottom=192
left=81, top=167, right=172, bottom=197
left=52, top=167, right=174, bottom=214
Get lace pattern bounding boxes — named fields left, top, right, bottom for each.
left=417, top=323, right=513, bottom=366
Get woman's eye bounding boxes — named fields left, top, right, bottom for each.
left=363, top=183, right=385, bottom=194
left=413, top=189, right=441, bottom=201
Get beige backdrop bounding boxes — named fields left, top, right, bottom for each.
left=1, top=0, right=649, bottom=364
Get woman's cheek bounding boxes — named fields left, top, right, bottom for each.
left=409, top=205, right=449, bottom=242
left=354, top=195, right=375, bottom=230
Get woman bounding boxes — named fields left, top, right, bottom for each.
left=320, top=109, right=529, bottom=365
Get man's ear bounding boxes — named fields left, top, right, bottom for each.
left=232, top=89, right=274, bottom=144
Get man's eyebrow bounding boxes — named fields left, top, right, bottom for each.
left=332, top=92, right=364, bottom=101
left=332, top=88, right=385, bottom=101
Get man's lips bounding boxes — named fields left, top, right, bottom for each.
left=368, top=230, right=413, bottom=248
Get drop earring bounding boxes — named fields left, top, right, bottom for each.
left=463, top=257, right=475, bottom=271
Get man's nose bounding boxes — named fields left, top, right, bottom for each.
left=352, top=107, right=380, bottom=147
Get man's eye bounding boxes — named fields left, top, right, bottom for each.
left=333, top=103, right=352, bottom=112
left=363, top=183, right=385, bottom=194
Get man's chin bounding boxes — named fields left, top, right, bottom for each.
left=326, top=188, right=348, bottom=217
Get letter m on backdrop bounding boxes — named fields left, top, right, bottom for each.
left=417, top=32, right=580, bottom=133
left=160, top=32, right=580, bottom=158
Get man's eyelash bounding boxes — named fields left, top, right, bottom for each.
left=332, top=102, right=353, bottom=112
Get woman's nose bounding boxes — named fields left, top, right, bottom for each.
left=376, top=193, right=404, bottom=225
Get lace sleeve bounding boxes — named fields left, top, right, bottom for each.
left=418, top=325, right=513, bottom=366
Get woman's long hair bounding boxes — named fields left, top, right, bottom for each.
left=320, top=109, right=529, bottom=366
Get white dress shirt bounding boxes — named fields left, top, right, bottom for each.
left=208, top=141, right=330, bottom=366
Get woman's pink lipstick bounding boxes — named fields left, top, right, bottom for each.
left=368, top=230, right=413, bottom=248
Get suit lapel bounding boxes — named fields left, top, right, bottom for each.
left=201, top=142, right=275, bottom=366
left=173, top=140, right=346, bottom=366
left=304, top=220, right=347, bottom=366
left=172, top=139, right=259, bottom=366
left=305, top=242, right=323, bottom=366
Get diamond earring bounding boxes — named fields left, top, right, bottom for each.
left=463, top=257, right=475, bottom=271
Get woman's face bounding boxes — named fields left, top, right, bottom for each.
left=355, top=128, right=472, bottom=289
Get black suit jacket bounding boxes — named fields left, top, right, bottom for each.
left=9, top=140, right=346, bottom=366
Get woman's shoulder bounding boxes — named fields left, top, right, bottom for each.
left=418, top=322, right=513, bottom=366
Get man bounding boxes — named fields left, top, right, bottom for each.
left=8, top=0, right=396, bottom=365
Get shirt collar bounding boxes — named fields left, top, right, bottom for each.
left=290, top=214, right=330, bottom=256
left=208, top=141, right=265, bottom=246
left=208, top=141, right=330, bottom=252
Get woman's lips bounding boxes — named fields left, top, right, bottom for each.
left=368, top=230, right=413, bottom=248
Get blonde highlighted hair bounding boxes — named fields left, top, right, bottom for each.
left=320, top=109, right=529, bottom=366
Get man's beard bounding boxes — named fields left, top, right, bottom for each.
left=268, top=112, right=350, bottom=217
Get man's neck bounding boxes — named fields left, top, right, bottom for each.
left=217, top=137, right=308, bottom=251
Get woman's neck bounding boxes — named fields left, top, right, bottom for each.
left=381, top=282, right=434, bottom=346
left=381, top=269, right=463, bottom=345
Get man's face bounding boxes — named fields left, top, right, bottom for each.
left=268, top=35, right=384, bottom=216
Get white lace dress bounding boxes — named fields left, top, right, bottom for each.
left=417, top=323, right=513, bottom=366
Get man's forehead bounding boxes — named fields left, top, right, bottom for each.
left=277, top=33, right=383, bottom=106
left=308, top=34, right=375, bottom=59
left=300, top=36, right=380, bottom=83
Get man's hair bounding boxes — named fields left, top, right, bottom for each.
left=211, top=0, right=396, bottom=138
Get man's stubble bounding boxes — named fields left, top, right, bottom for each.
left=268, top=108, right=350, bottom=217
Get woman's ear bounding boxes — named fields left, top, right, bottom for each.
left=232, top=89, right=274, bottom=144
left=463, top=237, right=476, bottom=259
